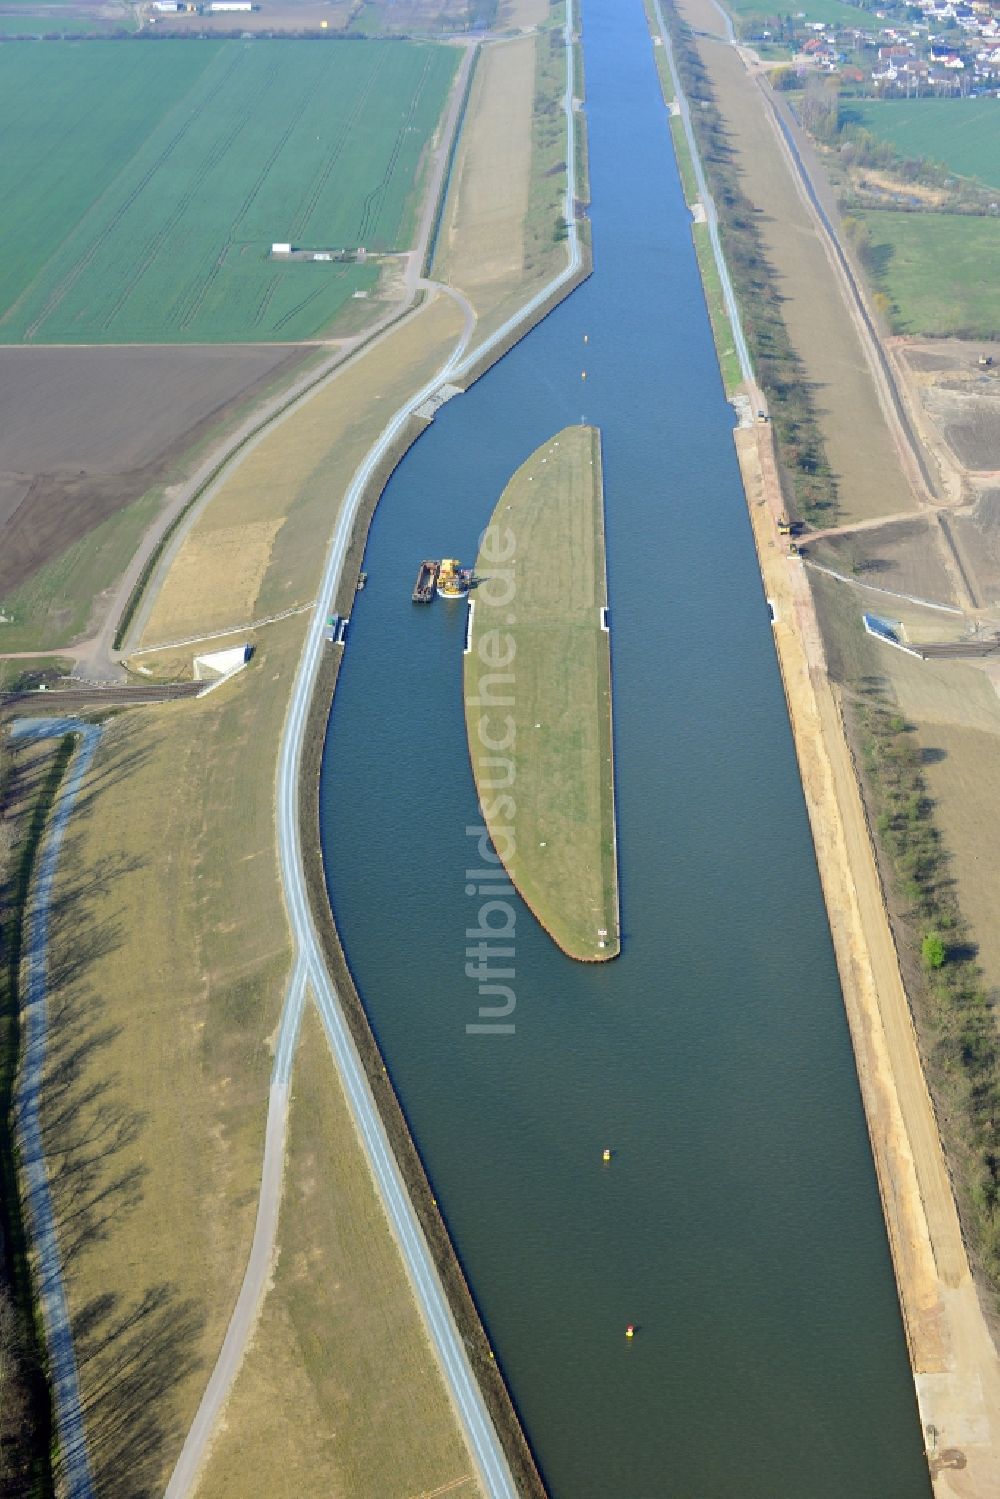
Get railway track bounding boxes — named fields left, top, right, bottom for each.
left=0, top=682, right=201, bottom=713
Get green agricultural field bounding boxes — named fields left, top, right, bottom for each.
left=724, top=0, right=881, bottom=31
left=0, top=40, right=457, bottom=344
left=859, top=209, right=1000, bottom=337
left=464, top=425, right=620, bottom=964
left=843, top=99, right=1000, bottom=191
left=0, top=13, right=136, bottom=32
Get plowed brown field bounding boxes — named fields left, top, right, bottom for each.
left=0, top=343, right=307, bottom=596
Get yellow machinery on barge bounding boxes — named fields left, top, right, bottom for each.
left=413, top=557, right=473, bottom=602
left=437, top=558, right=473, bottom=599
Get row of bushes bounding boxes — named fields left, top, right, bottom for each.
left=662, top=5, right=840, bottom=526
left=856, top=700, right=1000, bottom=1289
left=839, top=128, right=998, bottom=217
left=789, top=85, right=1000, bottom=216
left=524, top=25, right=574, bottom=269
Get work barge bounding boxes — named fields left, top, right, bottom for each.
left=412, top=558, right=473, bottom=603
left=412, top=560, right=440, bottom=602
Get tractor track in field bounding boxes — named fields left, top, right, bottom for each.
left=19, top=50, right=245, bottom=341
left=177, top=60, right=331, bottom=332
left=106, top=77, right=266, bottom=334
left=356, top=51, right=435, bottom=247
left=292, top=48, right=389, bottom=243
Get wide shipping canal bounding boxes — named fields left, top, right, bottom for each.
left=319, top=0, right=931, bottom=1493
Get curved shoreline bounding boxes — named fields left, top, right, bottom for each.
left=291, top=19, right=594, bottom=1483
left=463, top=424, right=620, bottom=965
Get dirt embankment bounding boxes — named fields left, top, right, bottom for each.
left=659, top=13, right=1000, bottom=1486
left=735, top=417, right=1000, bottom=1496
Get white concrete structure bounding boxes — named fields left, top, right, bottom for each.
left=271, top=242, right=292, bottom=256
left=193, top=644, right=251, bottom=685
left=210, top=2, right=252, bottom=11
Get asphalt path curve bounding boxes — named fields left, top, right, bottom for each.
left=166, top=2, right=583, bottom=1493
left=10, top=718, right=102, bottom=1499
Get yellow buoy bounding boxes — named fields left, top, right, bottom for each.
left=581, top=370, right=587, bottom=380
left=602, top=1148, right=612, bottom=1163
left=626, top=1323, right=635, bottom=1339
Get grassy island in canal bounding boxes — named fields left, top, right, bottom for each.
left=463, top=424, right=620, bottom=962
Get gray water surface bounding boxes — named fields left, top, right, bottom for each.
left=319, top=0, right=931, bottom=1492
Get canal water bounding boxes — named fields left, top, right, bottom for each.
left=319, top=0, right=931, bottom=1493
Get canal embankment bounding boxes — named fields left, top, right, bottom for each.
left=650, top=0, right=1000, bottom=1489
left=299, top=643, right=547, bottom=1499
left=736, top=420, right=1000, bottom=1497
left=294, top=393, right=557, bottom=1493
left=288, top=4, right=596, bottom=1492
left=320, top=0, right=932, bottom=1492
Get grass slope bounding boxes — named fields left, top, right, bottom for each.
left=843, top=98, right=1000, bottom=192
left=643, top=2, right=742, bottom=393
left=196, top=1005, right=483, bottom=1499
left=33, top=295, right=467, bottom=1489
left=432, top=12, right=574, bottom=350
left=36, top=630, right=298, bottom=1492
left=0, top=40, right=457, bottom=344
left=860, top=209, right=1000, bottom=337
left=464, top=424, right=619, bottom=962
left=139, top=293, right=465, bottom=648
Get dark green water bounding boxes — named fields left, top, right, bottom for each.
left=319, top=0, right=931, bottom=1492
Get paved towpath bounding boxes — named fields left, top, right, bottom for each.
left=166, top=2, right=583, bottom=1493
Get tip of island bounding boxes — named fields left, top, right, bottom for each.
left=463, top=422, right=620, bottom=963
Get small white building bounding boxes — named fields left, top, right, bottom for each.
left=271, top=242, right=292, bottom=256
left=210, top=2, right=252, bottom=11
